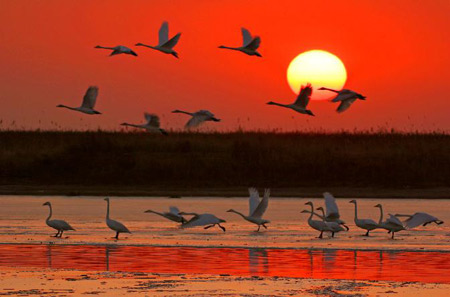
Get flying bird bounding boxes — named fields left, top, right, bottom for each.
left=349, top=200, right=379, bottom=236
left=227, top=188, right=270, bottom=232
left=374, top=204, right=405, bottom=239
left=318, top=87, right=366, bottom=113
left=104, top=198, right=131, bottom=240
left=121, top=113, right=168, bottom=135
left=180, top=212, right=226, bottom=232
left=57, top=86, right=101, bottom=115
left=144, top=206, right=187, bottom=224
left=94, top=45, right=137, bottom=56
left=42, top=202, right=75, bottom=238
left=172, top=109, right=220, bottom=129
left=395, top=212, right=444, bottom=229
left=136, top=21, right=181, bottom=58
left=219, top=28, right=262, bottom=57
left=267, top=84, right=315, bottom=116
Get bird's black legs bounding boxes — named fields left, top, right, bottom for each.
left=343, top=224, right=349, bottom=231
left=59, top=230, right=64, bottom=238
left=391, top=232, right=395, bottom=239
left=204, top=225, right=215, bottom=229
left=365, top=230, right=370, bottom=236
left=318, top=231, right=323, bottom=239
left=331, top=232, right=335, bottom=238
left=218, top=224, right=226, bottom=232
left=262, top=224, right=267, bottom=229
left=114, top=232, right=119, bottom=240
left=52, top=231, right=60, bottom=237
left=256, top=225, right=261, bottom=232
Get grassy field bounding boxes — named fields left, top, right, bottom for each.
left=0, top=131, right=449, bottom=197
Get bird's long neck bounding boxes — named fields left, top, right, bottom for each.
left=353, top=203, right=358, bottom=220
left=318, top=209, right=326, bottom=221
left=307, top=204, right=314, bottom=221
left=174, top=110, right=193, bottom=116
left=377, top=206, right=383, bottom=225
left=46, top=205, right=52, bottom=222
left=320, top=87, right=339, bottom=93
left=122, top=123, right=141, bottom=128
left=230, top=209, right=247, bottom=219
left=96, top=46, right=114, bottom=50
left=106, top=200, right=110, bottom=220
left=219, top=46, right=239, bottom=51
left=146, top=210, right=165, bottom=217
left=268, top=101, right=289, bottom=108
left=58, top=105, right=77, bottom=111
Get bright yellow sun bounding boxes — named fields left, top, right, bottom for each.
left=287, top=50, right=347, bottom=100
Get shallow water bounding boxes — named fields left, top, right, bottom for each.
left=0, top=244, right=449, bottom=283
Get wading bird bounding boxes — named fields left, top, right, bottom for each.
left=315, top=207, right=346, bottom=237
left=375, top=204, right=405, bottom=239
left=318, top=87, right=366, bottom=113
left=395, top=212, right=444, bottom=229
left=57, top=86, right=101, bottom=115
left=227, top=188, right=270, bottom=232
left=42, top=202, right=75, bottom=238
left=322, top=192, right=349, bottom=230
left=172, top=109, right=220, bottom=129
left=219, top=28, right=262, bottom=57
left=104, top=198, right=131, bottom=239
left=144, top=206, right=187, bottom=224
left=180, top=212, right=226, bottom=232
left=267, top=84, right=314, bottom=116
left=136, top=21, right=181, bottom=58
left=302, top=202, right=331, bottom=239
left=94, top=45, right=137, bottom=56
left=121, top=113, right=168, bottom=135
left=349, top=200, right=379, bottom=236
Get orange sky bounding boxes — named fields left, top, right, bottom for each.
left=0, top=0, right=449, bottom=132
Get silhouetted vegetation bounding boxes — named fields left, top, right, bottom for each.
left=0, top=131, right=449, bottom=195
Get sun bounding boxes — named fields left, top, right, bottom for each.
left=287, top=50, right=347, bottom=100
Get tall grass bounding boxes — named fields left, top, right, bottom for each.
left=0, top=131, right=449, bottom=189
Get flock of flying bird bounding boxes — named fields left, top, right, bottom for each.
left=56, top=22, right=367, bottom=133
left=42, top=190, right=443, bottom=240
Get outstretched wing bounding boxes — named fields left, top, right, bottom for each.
left=251, top=188, right=270, bottom=218
left=387, top=214, right=404, bottom=227
left=158, top=21, right=169, bottom=46
left=336, top=98, right=356, bottom=113
left=245, top=36, right=261, bottom=50
left=169, top=206, right=181, bottom=215
left=185, top=115, right=208, bottom=128
left=182, top=214, right=218, bottom=228
left=323, top=192, right=340, bottom=220
left=241, top=28, right=252, bottom=46
left=144, top=113, right=161, bottom=128
left=248, top=188, right=260, bottom=217
left=404, top=213, right=439, bottom=229
left=294, top=83, right=312, bottom=108
left=161, top=33, right=181, bottom=49
left=81, top=86, right=98, bottom=109
left=331, top=90, right=357, bottom=102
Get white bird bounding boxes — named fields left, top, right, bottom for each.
left=318, top=87, right=366, bottom=113
left=267, top=83, right=314, bottom=116
left=180, top=212, right=226, bottom=232
left=322, top=192, right=348, bottom=230
left=227, top=188, right=270, bottom=232
left=395, top=212, right=444, bottom=229
left=172, top=109, right=220, bottom=129
left=121, top=113, right=168, bottom=135
left=219, top=28, right=262, bottom=57
left=374, top=204, right=405, bottom=239
left=136, top=21, right=181, bottom=58
left=94, top=45, right=137, bottom=56
left=57, top=86, right=101, bottom=115
left=144, top=206, right=187, bottom=224
left=42, top=202, right=75, bottom=237
left=302, top=201, right=332, bottom=239
left=316, top=207, right=346, bottom=237
left=104, top=198, right=131, bottom=239
left=349, top=200, right=379, bottom=236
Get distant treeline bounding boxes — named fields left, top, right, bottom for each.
left=0, top=131, right=449, bottom=191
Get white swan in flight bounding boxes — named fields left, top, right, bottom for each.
left=318, top=87, right=366, bottom=113
left=315, top=207, right=346, bottom=237
left=144, top=206, right=186, bottom=224
left=322, top=192, right=348, bottom=229
left=267, top=83, right=314, bottom=116
left=219, top=28, right=262, bottom=57
left=180, top=212, right=226, bottom=232
left=227, top=188, right=270, bottom=232
left=94, top=45, right=137, bottom=56
left=104, top=198, right=131, bottom=239
left=375, top=204, right=405, bottom=239
left=121, top=113, right=168, bottom=135
left=43, top=202, right=75, bottom=237
left=172, top=109, right=220, bottom=129
left=57, top=86, right=101, bottom=115
left=349, top=200, right=379, bottom=236
left=136, top=21, right=181, bottom=58
left=302, top=201, right=332, bottom=239
left=395, top=212, right=444, bottom=229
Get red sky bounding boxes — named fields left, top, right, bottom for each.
left=0, top=0, right=449, bottom=132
